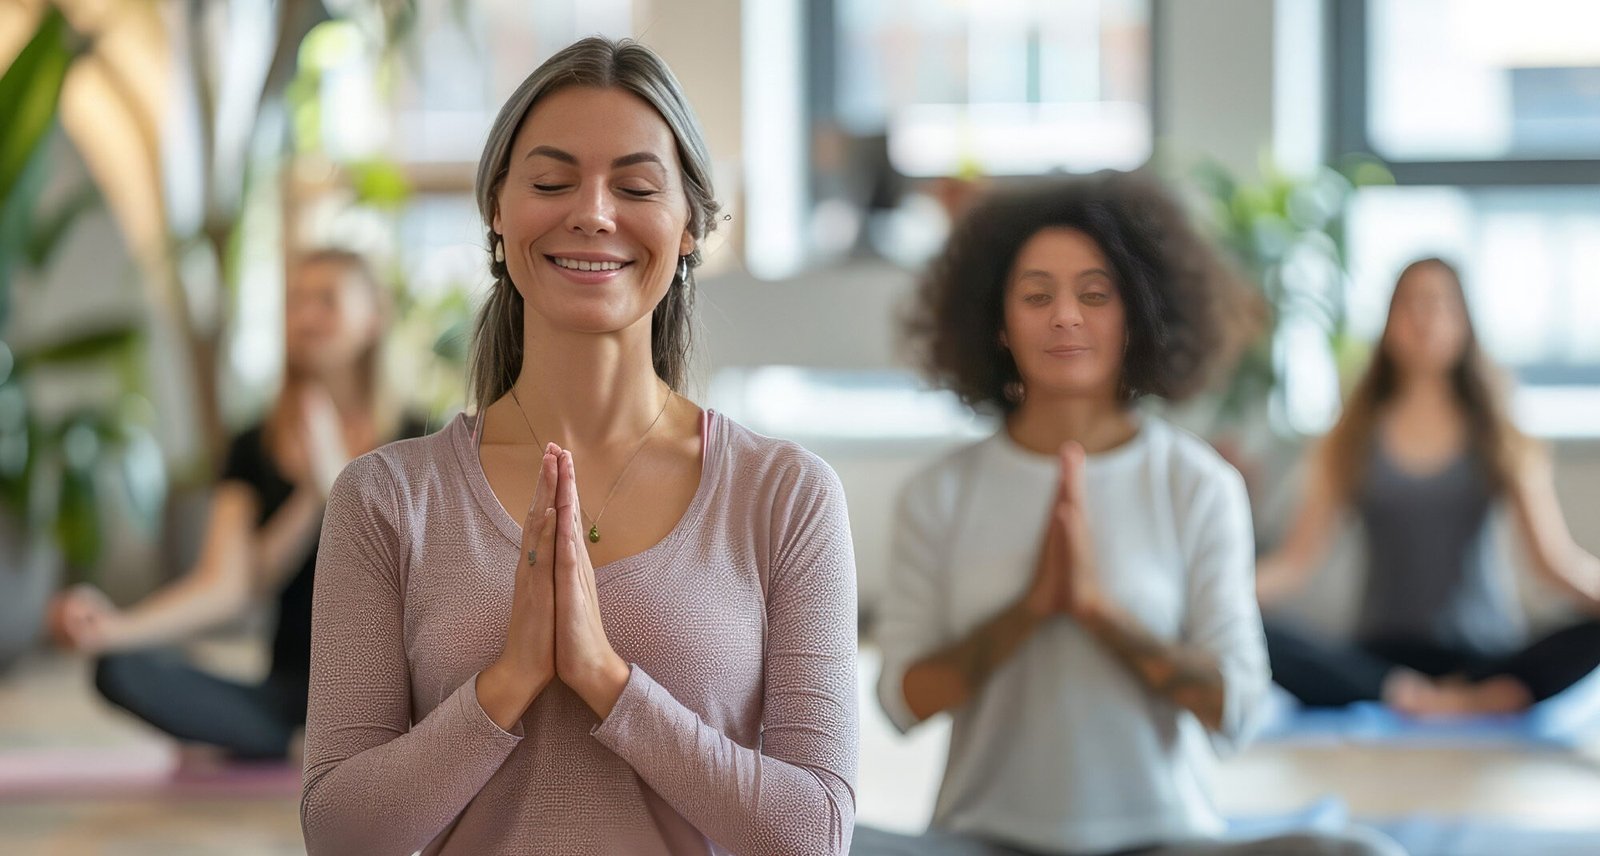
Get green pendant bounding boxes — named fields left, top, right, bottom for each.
left=588, top=525, right=601, bottom=543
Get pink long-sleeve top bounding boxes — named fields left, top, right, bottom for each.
left=300, top=410, right=858, bottom=855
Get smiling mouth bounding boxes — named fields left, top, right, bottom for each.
left=547, top=256, right=631, bottom=272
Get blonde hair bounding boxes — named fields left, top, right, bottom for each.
left=266, top=248, right=399, bottom=449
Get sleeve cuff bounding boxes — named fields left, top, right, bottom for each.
left=590, top=663, right=651, bottom=745
left=465, top=671, right=528, bottom=741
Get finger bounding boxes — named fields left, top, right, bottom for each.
left=521, top=454, right=557, bottom=555
left=563, top=449, right=584, bottom=526
left=539, top=503, right=557, bottom=565
left=554, top=450, right=577, bottom=557
left=523, top=450, right=558, bottom=523
left=555, top=449, right=575, bottom=514
left=1058, top=441, right=1087, bottom=505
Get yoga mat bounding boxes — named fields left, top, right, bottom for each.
left=1257, top=664, right=1600, bottom=748
left=0, top=744, right=301, bottom=801
left=1370, top=816, right=1600, bottom=856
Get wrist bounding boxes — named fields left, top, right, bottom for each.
left=481, top=658, right=550, bottom=723
left=579, top=655, right=632, bottom=720
left=1073, top=597, right=1116, bottom=636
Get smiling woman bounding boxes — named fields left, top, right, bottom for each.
left=861, top=174, right=1406, bottom=856
left=297, top=37, right=859, bottom=856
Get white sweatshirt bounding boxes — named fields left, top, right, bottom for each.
left=874, top=417, right=1270, bottom=855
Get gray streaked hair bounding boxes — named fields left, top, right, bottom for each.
left=468, top=36, right=722, bottom=410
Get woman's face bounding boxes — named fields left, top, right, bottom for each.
left=1001, top=227, right=1128, bottom=403
left=285, top=260, right=380, bottom=377
left=493, top=85, right=695, bottom=338
left=1385, top=264, right=1470, bottom=376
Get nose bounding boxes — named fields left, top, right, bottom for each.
left=567, top=180, right=616, bottom=237
left=1051, top=298, right=1083, bottom=330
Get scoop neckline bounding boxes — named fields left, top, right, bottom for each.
left=448, top=409, right=723, bottom=580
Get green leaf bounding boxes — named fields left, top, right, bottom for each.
left=12, top=325, right=142, bottom=369
left=348, top=157, right=412, bottom=209
left=0, top=8, right=78, bottom=209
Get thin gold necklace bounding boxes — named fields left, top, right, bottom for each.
left=507, top=386, right=673, bottom=543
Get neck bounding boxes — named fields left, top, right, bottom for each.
left=510, top=317, right=669, bottom=449
left=1393, top=368, right=1457, bottom=410
left=290, top=367, right=369, bottom=424
left=1005, top=392, right=1137, bottom=456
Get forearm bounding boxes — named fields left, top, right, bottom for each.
left=594, top=666, right=856, bottom=856
left=1550, top=550, right=1600, bottom=610
left=301, top=676, right=521, bottom=856
left=901, top=598, right=1044, bottom=722
left=1254, top=552, right=1306, bottom=606
left=103, top=574, right=251, bottom=651
left=254, top=487, right=327, bottom=590
left=1079, top=603, right=1227, bottom=731
left=476, top=660, right=553, bottom=732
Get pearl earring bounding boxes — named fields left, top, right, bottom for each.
left=493, top=238, right=505, bottom=264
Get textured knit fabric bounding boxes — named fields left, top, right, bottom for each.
left=874, top=418, right=1270, bottom=855
left=300, top=411, right=859, bottom=856
left=1353, top=442, right=1524, bottom=655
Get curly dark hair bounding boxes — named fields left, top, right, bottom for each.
left=905, top=171, right=1243, bottom=414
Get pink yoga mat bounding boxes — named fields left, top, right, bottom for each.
left=0, top=745, right=302, bottom=801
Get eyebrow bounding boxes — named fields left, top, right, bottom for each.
left=524, top=146, right=665, bottom=169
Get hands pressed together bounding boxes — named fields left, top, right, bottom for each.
left=1023, top=441, right=1107, bottom=624
left=482, top=444, right=630, bottom=730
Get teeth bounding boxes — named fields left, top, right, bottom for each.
left=552, top=257, right=624, bottom=272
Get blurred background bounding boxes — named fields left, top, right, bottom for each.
left=1, top=0, right=1598, bottom=852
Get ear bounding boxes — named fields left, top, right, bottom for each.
left=998, top=330, right=1010, bottom=349
left=678, top=228, right=695, bottom=258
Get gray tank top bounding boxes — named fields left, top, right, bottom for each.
left=1354, top=441, right=1525, bottom=655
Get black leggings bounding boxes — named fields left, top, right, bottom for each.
left=1264, top=618, right=1600, bottom=707
left=93, top=649, right=307, bottom=760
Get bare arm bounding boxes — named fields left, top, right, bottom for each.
left=97, top=484, right=260, bottom=650
left=1507, top=445, right=1600, bottom=613
left=1256, top=440, right=1344, bottom=606
left=900, top=598, right=1045, bottom=723
left=252, top=486, right=327, bottom=593
left=1079, top=604, right=1227, bottom=730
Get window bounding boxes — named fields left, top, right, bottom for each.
left=1334, top=0, right=1600, bottom=436
left=834, top=0, right=1153, bottom=177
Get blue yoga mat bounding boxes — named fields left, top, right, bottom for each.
left=1257, top=664, right=1600, bottom=748
left=1370, top=816, right=1600, bottom=856
left=1229, top=800, right=1600, bottom=856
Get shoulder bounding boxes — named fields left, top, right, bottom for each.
left=717, top=415, right=844, bottom=499
left=896, top=437, right=989, bottom=518
left=339, top=418, right=462, bottom=511
left=1142, top=418, right=1248, bottom=507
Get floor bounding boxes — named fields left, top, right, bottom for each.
left=4, top=644, right=1600, bottom=854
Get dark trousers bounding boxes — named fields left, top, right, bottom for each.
left=93, top=649, right=307, bottom=760
left=1265, top=618, right=1600, bottom=707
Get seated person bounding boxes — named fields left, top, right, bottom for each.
left=858, top=175, right=1402, bottom=856
left=47, top=249, right=424, bottom=760
left=1256, top=257, right=1600, bottom=717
